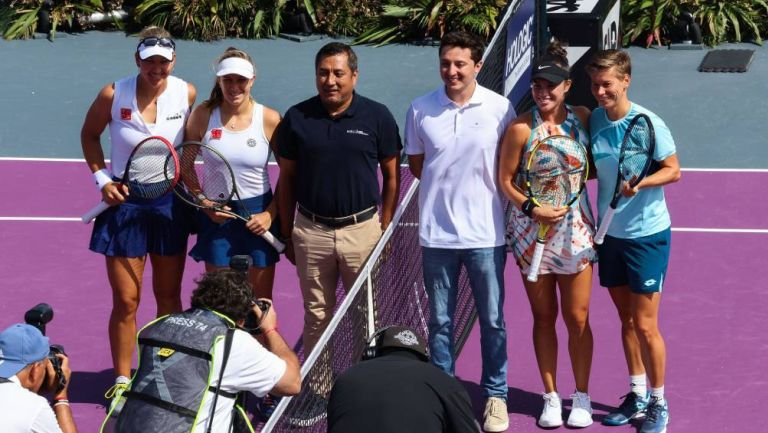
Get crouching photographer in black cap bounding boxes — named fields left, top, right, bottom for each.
left=327, top=326, right=479, bottom=433
left=0, top=322, right=77, bottom=433
left=103, top=267, right=301, bottom=433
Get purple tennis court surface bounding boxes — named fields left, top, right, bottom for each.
left=1, top=160, right=766, bottom=432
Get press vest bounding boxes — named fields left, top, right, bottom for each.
left=101, top=309, right=252, bottom=433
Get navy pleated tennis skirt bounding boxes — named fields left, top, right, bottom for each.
left=189, top=191, right=280, bottom=268
left=89, top=193, right=195, bottom=258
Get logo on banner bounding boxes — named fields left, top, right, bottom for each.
left=211, top=129, right=222, bottom=140
left=120, top=108, right=132, bottom=120
left=503, top=0, right=536, bottom=106
left=547, top=0, right=598, bottom=14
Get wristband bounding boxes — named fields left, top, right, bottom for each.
left=93, top=169, right=113, bottom=191
left=521, top=199, right=538, bottom=218
left=52, top=399, right=70, bottom=407
left=262, top=327, right=278, bottom=337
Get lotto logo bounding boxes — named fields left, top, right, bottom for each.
left=211, top=129, right=222, bottom=139
left=120, top=108, right=132, bottom=120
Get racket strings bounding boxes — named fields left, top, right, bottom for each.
left=176, top=146, right=235, bottom=208
left=620, top=122, right=653, bottom=182
left=529, top=138, right=587, bottom=206
left=126, top=139, right=176, bottom=199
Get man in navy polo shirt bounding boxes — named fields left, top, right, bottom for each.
left=277, top=42, right=401, bottom=360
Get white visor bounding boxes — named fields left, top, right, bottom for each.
left=216, top=57, right=255, bottom=79
left=138, top=45, right=174, bottom=61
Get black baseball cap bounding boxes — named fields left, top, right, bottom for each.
left=377, top=326, right=429, bottom=361
left=531, top=58, right=570, bottom=84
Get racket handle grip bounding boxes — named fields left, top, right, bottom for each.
left=527, top=242, right=546, bottom=283
left=81, top=201, right=111, bottom=224
left=261, top=231, right=286, bottom=253
left=594, top=207, right=616, bottom=245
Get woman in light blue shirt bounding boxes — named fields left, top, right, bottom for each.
left=587, top=50, right=680, bottom=433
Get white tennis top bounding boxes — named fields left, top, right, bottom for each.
left=405, top=84, right=516, bottom=248
left=109, top=75, right=190, bottom=178
left=202, top=102, right=272, bottom=199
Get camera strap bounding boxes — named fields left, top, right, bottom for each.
left=205, top=327, right=236, bottom=433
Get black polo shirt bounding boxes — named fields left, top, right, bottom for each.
left=327, top=351, right=479, bottom=433
left=277, top=93, right=401, bottom=217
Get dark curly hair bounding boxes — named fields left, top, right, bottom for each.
left=190, top=270, right=253, bottom=322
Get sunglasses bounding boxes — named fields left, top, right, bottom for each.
left=137, top=37, right=176, bottom=52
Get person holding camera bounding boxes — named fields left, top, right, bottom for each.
left=103, top=269, right=300, bottom=433
left=0, top=324, right=78, bottom=433
left=327, top=326, right=478, bottom=433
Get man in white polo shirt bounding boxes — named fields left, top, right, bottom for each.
left=404, top=31, right=516, bottom=433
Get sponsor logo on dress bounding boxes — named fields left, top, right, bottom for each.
left=211, top=129, right=222, bottom=140
left=393, top=330, right=419, bottom=346
left=165, top=111, right=184, bottom=121
left=644, top=279, right=657, bottom=287
left=120, top=108, right=132, bottom=120
left=247, top=138, right=257, bottom=147
left=346, top=129, right=370, bottom=137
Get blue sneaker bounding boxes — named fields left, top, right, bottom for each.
left=602, top=392, right=648, bottom=426
left=640, top=397, right=669, bottom=433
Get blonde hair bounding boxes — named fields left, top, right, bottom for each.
left=586, top=49, right=632, bottom=78
left=138, top=25, right=171, bottom=40
left=204, top=48, right=257, bottom=109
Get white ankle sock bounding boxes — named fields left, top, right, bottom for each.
left=650, top=386, right=665, bottom=402
left=116, top=375, right=130, bottom=385
left=630, top=374, right=647, bottom=397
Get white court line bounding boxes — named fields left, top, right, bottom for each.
left=1, top=157, right=768, bottom=173
left=0, top=217, right=81, bottom=222
left=672, top=227, right=768, bottom=234
left=1, top=216, right=766, bottom=234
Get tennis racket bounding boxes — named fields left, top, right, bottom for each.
left=171, top=141, right=285, bottom=253
left=593, top=113, right=656, bottom=245
left=81, top=136, right=179, bottom=223
left=525, top=135, right=589, bottom=282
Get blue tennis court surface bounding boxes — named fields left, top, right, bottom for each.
left=1, top=32, right=767, bottom=432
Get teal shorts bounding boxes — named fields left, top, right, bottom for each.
left=597, top=228, right=671, bottom=293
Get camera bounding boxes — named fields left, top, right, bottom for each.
left=24, top=303, right=67, bottom=394
left=228, top=255, right=270, bottom=335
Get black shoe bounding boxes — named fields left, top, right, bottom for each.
left=287, top=392, right=328, bottom=428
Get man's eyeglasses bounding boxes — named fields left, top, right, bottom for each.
left=137, top=37, right=176, bottom=52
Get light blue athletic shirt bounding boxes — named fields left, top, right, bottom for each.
left=590, top=103, right=676, bottom=239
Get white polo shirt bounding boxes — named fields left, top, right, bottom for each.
left=405, top=84, right=515, bottom=249
left=0, top=376, right=63, bottom=433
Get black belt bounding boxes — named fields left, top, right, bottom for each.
left=298, top=204, right=377, bottom=229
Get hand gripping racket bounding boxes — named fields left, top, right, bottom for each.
left=81, top=136, right=179, bottom=223
left=170, top=141, right=285, bottom=253
left=593, top=113, right=656, bottom=245
left=525, top=135, right=589, bottom=282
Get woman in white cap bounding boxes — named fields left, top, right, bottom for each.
left=80, top=25, right=196, bottom=412
left=498, top=40, right=597, bottom=429
left=185, top=47, right=282, bottom=300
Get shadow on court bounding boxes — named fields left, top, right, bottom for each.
left=69, top=369, right=114, bottom=407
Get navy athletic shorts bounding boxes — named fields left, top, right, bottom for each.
left=598, top=228, right=671, bottom=293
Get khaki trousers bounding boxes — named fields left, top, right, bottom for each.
left=292, top=211, right=382, bottom=355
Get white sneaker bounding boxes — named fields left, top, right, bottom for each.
left=567, top=391, right=594, bottom=428
left=483, top=397, right=509, bottom=432
left=538, top=392, right=563, bottom=428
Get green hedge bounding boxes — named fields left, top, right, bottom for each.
left=2, top=0, right=765, bottom=47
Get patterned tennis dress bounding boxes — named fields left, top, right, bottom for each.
left=506, top=106, right=597, bottom=275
